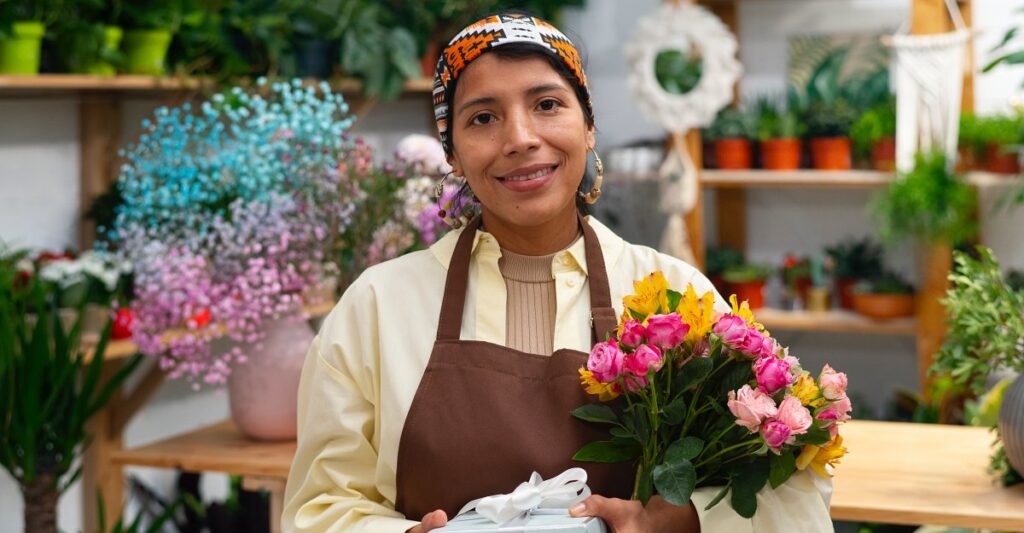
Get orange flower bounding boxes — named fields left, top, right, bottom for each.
left=677, top=284, right=715, bottom=343
left=579, top=368, right=620, bottom=401
left=622, top=272, right=670, bottom=320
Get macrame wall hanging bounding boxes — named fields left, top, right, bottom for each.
left=624, top=1, right=741, bottom=264
left=888, top=0, right=971, bottom=172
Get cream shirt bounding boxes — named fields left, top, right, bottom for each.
left=282, top=217, right=834, bottom=533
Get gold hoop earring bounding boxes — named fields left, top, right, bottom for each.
left=579, top=148, right=603, bottom=205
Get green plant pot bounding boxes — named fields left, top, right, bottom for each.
left=0, top=21, right=46, bottom=75
left=122, top=29, right=172, bottom=76
left=81, top=26, right=123, bottom=76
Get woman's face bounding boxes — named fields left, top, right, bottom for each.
left=448, top=53, right=594, bottom=230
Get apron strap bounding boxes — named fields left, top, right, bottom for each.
left=435, top=215, right=616, bottom=343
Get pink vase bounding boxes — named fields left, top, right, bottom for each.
left=228, top=316, right=314, bottom=441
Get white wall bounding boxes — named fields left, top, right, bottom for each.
left=2, top=0, right=1024, bottom=530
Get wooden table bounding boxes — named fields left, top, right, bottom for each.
left=834, top=420, right=1024, bottom=531
left=111, top=420, right=1024, bottom=531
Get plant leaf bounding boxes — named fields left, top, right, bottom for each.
left=674, top=356, right=714, bottom=393
left=665, top=436, right=704, bottom=462
left=653, top=457, right=697, bottom=506
left=730, top=459, right=771, bottom=518
left=769, top=451, right=797, bottom=489
left=572, top=439, right=641, bottom=463
left=571, top=403, right=620, bottom=425
left=703, top=483, right=731, bottom=511
left=661, top=394, right=687, bottom=425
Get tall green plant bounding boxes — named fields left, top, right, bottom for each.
left=0, top=0, right=63, bottom=37
left=871, top=151, right=977, bottom=245
left=0, top=247, right=143, bottom=533
left=339, top=1, right=420, bottom=100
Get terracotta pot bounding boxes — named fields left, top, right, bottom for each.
left=835, top=278, right=858, bottom=310
left=871, top=137, right=896, bottom=171
left=420, top=41, right=441, bottom=78
left=851, top=292, right=915, bottom=320
left=760, top=138, right=801, bottom=170
left=714, top=138, right=752, bottom=169
left=729, top=280, right=766, bottom=309
left=984, top=142, right=1021, bottom=174
left=228, top=315, right=315, bottom=440
left=955, top=145, right=977, bottom=172
left=810, top=137, right=852, bottom=170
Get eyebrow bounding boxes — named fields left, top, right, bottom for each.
left=456, top=83, right=571, bottom=116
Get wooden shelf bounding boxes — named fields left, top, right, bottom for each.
left=0, top=74, right=435, bottom=96
left=755, top=307, right=917, bottom=336
left=701, top=169, right=1018, bottom=189
left=110, top=420, right=294, bottom=478
left=83, top=299, right=335, bottom=362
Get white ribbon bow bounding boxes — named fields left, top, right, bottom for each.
left=454, top=468, right=593, bottom=526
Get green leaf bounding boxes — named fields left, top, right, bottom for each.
left=795, top=424, right=831, bottom=447
left=665, top=436, right=704, bottom=462
left=674, top=356, right=714, bottom=393
left=661, top=395, right=687, bottom=425
left=653, top=457, right=697, bottom=506
left=571, top=403, right=620, bottom=425
left=572, top=439, right=641, bottom=463
left=636, top=462, right=655, bottom=504
left=610, top=427, right=633, bottom=439
left=769, top=452, right=797, bottom=489
left=730, top=459, right=771, bottom=518
left=703, top=483, right=731, bottom=511
left=713, top=360, right=754, bottom=398
left=666, top=289, right=682, bottom=313
left=983, top=50, right=1024, bottom=73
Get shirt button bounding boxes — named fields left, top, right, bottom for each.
left=559, top=255, right=572, bottom=266
left=566, top=279, right=577, bottom=288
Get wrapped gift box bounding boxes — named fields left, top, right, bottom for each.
left=433, top=510, right=607, bottom=533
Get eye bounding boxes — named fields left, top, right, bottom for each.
left=538, top=98, right=561, bottom=112
left=470, top=112, right=494, bottom=126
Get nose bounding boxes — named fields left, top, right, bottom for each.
left=501, top=107, right=541, bottom=156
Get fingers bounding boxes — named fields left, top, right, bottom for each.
left=419, top=509, right=448, bottom=532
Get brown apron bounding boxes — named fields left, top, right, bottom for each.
left=394, top=215, right=634, bottom=520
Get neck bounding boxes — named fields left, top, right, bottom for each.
left=480, top=206, right=581, bottom=256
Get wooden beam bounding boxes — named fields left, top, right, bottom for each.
left=911, top=0, right=952, bottom=34
left=959, top=0, right=974, bottom=113
left=715, top=189, right=747, bottom=251
left=78, top=93, right=121, bottom=249
left=111, top=364, right=166, bottom=437
left=82, top=360, right=126, bottom=533
left=916, top=243, right=952, bottom=394
left=684, top=130, right=705, bottom=270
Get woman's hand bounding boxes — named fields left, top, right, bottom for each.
left=569, top=494, right=701, bottom=533
left=405, top=509, right=448, bottom=532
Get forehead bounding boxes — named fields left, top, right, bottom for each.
left=452, top=54, right=573, bottom=108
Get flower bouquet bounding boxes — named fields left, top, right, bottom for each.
left=574, top=272, right=850, bottom=517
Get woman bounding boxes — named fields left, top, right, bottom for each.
left=282, top=12, right=832, bottom=533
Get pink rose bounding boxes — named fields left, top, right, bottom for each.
left=817, top=396, right=852, bottom=427
left=623, top=373, right=649, bottom=392
left=645, top=313, right=689, bottom=349
left=727, top=384, right=779, bottom=433
left=760, top=420, right=791, bottom=451
left=755, top=335, right=778, bottom=360
left=784, top=354, right=802, bottom=377
left=713, top=314, right=748, bottom=348
left=819, top=364, right=848, bottom=400
left=588, top=340, right=624, bottom=383
left=754, top=355, right=794, bottom=395
left=624, top=344, right=664, bottom=377
left=776, top=396, right=812, bottom=439
left=620, top=319, right=647, bottom=348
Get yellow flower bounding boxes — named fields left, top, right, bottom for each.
left=677, top=284, right=715, bottom=343
left=622, top=272, right=670, bottom=320
left=796, top=435, right=847, bottom=478
left=730, top=294, right=768, bottom=335
left=579, top=368, right=620, bottom=401
left=792, top=372, right=826, bottom=408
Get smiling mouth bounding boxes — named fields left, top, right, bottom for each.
left=499, top=165, right=558, bottom=182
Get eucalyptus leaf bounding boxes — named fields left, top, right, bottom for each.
left=571, top=403, right=620, bottom=425
left=769, top=452, right=797, bottom=489
left=730, top=459, right=770, bottom=518
left=661, top=395, right=688, bottom=425
left=572, top=439, right=641, bottom=463
left=665, top=436, right=704, bottom=462
left=653, top=458, right=697, bottom=506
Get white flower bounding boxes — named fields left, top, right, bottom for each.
left=39, top=259, right=85, bottom=287
left=398, top=177, right=435, bottom=226
left=395, top=134, right=451, bottom=174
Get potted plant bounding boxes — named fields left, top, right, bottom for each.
left=0, top=245, right=144, bottom=533
left=932, top=247, right=1024, bottom=481
left=339, top=1, right=420, bottom=99
left=825, top=236, right=885, bottom=310
left=31, top=250, right=134, bottom=338
left=780, top=254, right=812, bottom=309
left=803, top=98, right=858, bottom=170
left=976, top=114, right=1023, bottom=174
left=872, top=151, right=978, bottom=246
left=288, top=0, right=344, bottom=78
left=53, top=0, right=124, bottom=75
left=721, top=262, right=773, bottom=309
left=705, top=106, right=754, bottom=170
left=704, top=246, right=744, bottom=294
left=805, top=255, right=832, bottom=313
left=754, top=95, right=804, bottom=170
left=0, top=0, right=60, bottom=74
left=958, top=113, right=983, bottom=171
left=850, top=99, right=896, bottom=171
left=119, top=0, right=195, bottom=75
left=851, top=271, right=915, bottom=320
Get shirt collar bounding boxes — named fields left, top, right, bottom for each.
left=429, top=215, right=625, bottom=277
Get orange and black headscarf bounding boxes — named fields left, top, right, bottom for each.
left=432, top=13, right=592, bottom=155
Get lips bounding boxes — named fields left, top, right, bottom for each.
left=498, top=164, right=558, bottom=182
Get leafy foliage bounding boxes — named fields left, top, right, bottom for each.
left=932, top=247, right=1024, bottom=396
left=871, top=151, right=977, bottom=245
left=705, top=106, right=755, bottom=141
left=825, top=236, right=885, bottom=280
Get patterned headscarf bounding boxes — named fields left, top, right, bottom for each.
left=432, top=13, right=592, bottom=155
